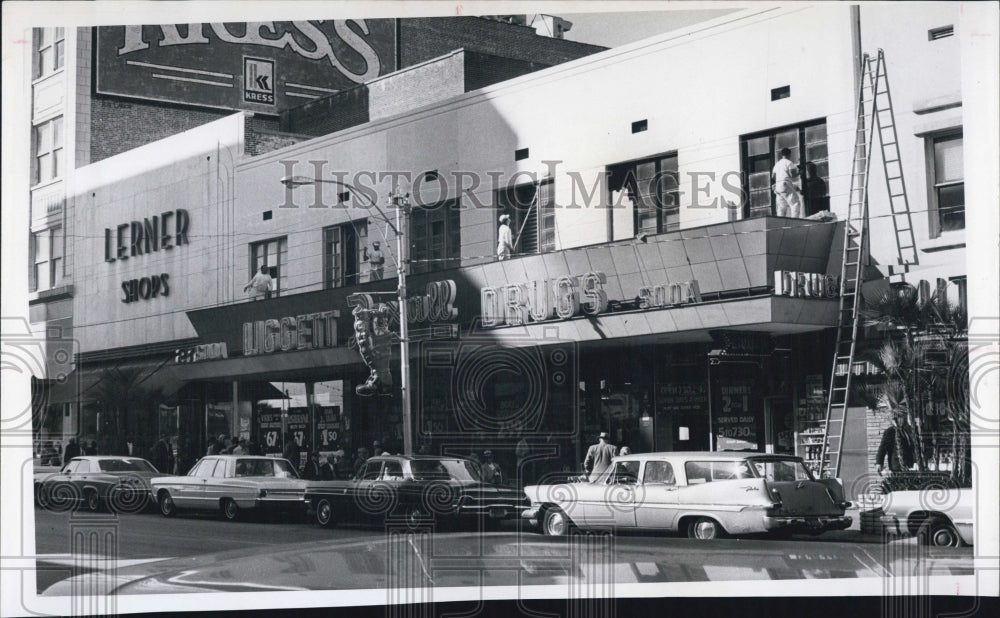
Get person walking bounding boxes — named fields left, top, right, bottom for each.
left=583, top=432, right=618, bottom=482
left=772, top=148, right=803, bottom=218
left=364, top=241, right=386, bottom=281
left=302, top=451, right=322, bottom=480
left=481, top=450, right=504, bottom=485
left=497, top=214, right=514, bottom=261
left=319, top=455, right=337, bottom=480
left=243, top=265, right=274, bottom=300
left=62, top=438, right=81, bottom=466
left=876, top=422, right=915, bottom=475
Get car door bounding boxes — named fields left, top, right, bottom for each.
left=72, top=460, right=92, bottom=494
left=44, top=460, right=77, bottom=498
left=187, top=458, right=219, bottom=508
left=609, top=460, right=641, bottom=528
left=634, top=459, right=679, bottom=529
left=205, top=458, right=231, bottom=507
left=170, top=459, right=204, bottom=506
left=349, top=460, right=384, bottom=520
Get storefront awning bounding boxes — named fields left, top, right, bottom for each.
left=170, top=346, right=361, bottom=383
left=45, top=359, right=187, bottom=405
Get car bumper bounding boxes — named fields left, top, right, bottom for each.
left=764, top=514, right=852, bottom=532
left=457, top=504, right=524, bottom=520
left=250, top=496, right=307, bottom=510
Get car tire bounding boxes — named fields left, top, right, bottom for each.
left=687, top=517, right=724, bottom=540
left=315, top=499, right=336, bottom=528
left=542, top=507, right=572, bottom=537
left=918, top=516, right=962, bottom=547
left=222, top=498, right=240, bottom=522
left=85, top=489, right=101, bottom=513
left=158, top=491, right=177, bottom=517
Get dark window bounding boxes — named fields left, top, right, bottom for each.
left=642, top=460, right=675, bottom=485
left=770, top=86, right=791, bottom=101
left=262, top=210, right=272, bottom=221
left=496, top=179, right=555, bottom=256
left=739, top=119, right=829, bottom=219
left=608, top=152, right=680, bottom=235
left=249, top=237, right=287, bottom=296
left=323, top=220, right=367, bottom=288
left=360, top=461, right=382, bottom=480
left=383, top=461, right=403, bottom=479
left=607, top=460, right=639, bottom=485
left=514, top=148, right=530, bottom=161
left=410, top=199, right=460, bottom=275
left=631, top=120, right=648, bottom=133
left=927, top=132, right=964, bottom=238
left=928, top=25, right=954, bottom=40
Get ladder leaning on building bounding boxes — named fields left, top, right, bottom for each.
left=817, top=49, right=919, bottom=479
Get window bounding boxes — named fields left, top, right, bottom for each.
left=250, top=237, right=288, bottom=296
left=34, top=28, right=65, bottom=78
left=360, top=461, right=383, bottom=480
left=63, top=461, right=79, bottom=474
left=927, top=132, right=964, bottom=237
left=749, top=458, right=811, bottom=482
left=683, top=460, right=752, bottom=483
left=740, top=119, right=829, bottom=219
left=382, top=461, right=403, bottom=480
left=33, top=116, right=63, bottom=185
left=195, top=460, right=219, bottom=478
left=496, top=179, right=555, bottom=256
left=607, top=460, right=640, bottom=485
left=31, top=227, right=62, bottom=293
left=74, top=461, right=90, bottom=474
left=212, top=460, right=229, bottom=478
left=323, top=220, right=367, bottom=288
left=642, top=460, right=675, bottom=485
left=608, top=153, right=680, bottom=235
left=410, top=199, right=460, bottom=275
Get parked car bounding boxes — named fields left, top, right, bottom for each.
left=150, top=455, right=307, bottom=521
left=305, top=455, right=529, bottom=529
left=880, top=487, right=973, bottom=547
left=35, top=456, right=162, bottom=513
left=522, top=451, right=852, bottom=539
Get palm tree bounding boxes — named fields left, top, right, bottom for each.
left=856, top=281, right=969, bottom=483
left=91, top=366, right=162, bottom=454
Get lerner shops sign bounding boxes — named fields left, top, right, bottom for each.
left=480, top=271, right=702, bottom=327
left=105, top=208, right=191, bottom=304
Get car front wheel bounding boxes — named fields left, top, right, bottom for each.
left=158, top=491, right=177, bottom=517
left=222, top=498, right=240, bottom=521
left=543, top=507, right=571, bottom=537
left=85, top=489, right=101, bottom=512
left=687, top=517, right=724, bottom=540
left=919, top=517, right=962, bottom=547
left=315, top=499, right=336, bottom=528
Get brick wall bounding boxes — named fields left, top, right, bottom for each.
left=90, top=97, right=231, bottom=162
left=244, top=116, right=308, bottom=156
left=463, top=51, right=554, bottom=91
left=281, top=86, right=370, bottom=136
left=399, top=17, right=606, bottom=67
left=368, top=52, right=466, bottom=121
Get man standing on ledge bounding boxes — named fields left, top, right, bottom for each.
left=583, top=432, right=618, bottom=482
left=364, top=241, right=385, bottom=281
left=772, top=147, right=803, bottom=218
left=244, top=265, right=273, bottom=300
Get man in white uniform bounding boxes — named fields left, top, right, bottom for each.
left=497, top=214, right=514, bottom=261
left=772, top=148, right=803, bottom=218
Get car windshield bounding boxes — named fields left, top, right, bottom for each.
left=98, top=459, right=157, bottom=473
left=410, top=459, right=482, bottom=482
left=749, top=457, right=813, bottom=482
left=234, top=458, right=299, bottom=478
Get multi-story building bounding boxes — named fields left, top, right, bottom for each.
left=30, top=5, right=980, bottom=498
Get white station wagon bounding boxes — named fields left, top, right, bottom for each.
left=523, top=451, right=852, bottom=539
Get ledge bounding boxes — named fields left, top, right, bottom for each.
left=28, top=284, right=74, bottom=305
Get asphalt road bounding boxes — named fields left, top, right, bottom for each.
left=33, top=506, right=974, bottom=593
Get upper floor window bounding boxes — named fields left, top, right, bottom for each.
left=608, top=153, right=679, bottom=235
left=31, top=226, right=63, bottom=293
left=249, top=236, right=287, bottom=297
left=410, top=199, right=460, bottom=275
left=740, top=119, right=829, bottom=219
left=34, top=27, right=65, bottom=79
left=496, top=179, right=555, bottom=256
left=323, top=220, right=367, bottom=288
left=927, top=132, right=964, bottom=238
left=33, top=116, right=63, bottom=185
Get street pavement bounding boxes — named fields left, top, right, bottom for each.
left=33, top=506, right=974, bottom=594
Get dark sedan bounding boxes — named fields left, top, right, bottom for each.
left=305, top=455, right=528, bottom=529
left=36, top=456, right=163, bottom=513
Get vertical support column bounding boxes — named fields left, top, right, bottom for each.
left=306, top=381, right=316, bottom=451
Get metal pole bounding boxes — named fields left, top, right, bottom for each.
left=395, top=192, right=413, bottom=455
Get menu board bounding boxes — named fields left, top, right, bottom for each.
left=259, top=410, right=283, bottom=454
left=316, top=406, right=342, bottom=449
left=711, top=375, right=763, bottom=451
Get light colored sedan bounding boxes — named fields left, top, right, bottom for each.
left=523, top=451, right=852, bottom=539
left=150, top=455, right=307, bottom=521
left=880, top=487, right=973, bottom=547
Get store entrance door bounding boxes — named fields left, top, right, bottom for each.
left=764, top=397, right=795, bottom=454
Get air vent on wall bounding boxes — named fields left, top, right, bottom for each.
left=424, top=170, right=440, bottom=182
left=631, top=119, right=648, bottom=133
left=771, top=86, right=791, bottom=101
left=928, top=25, right=954, bottom=40
left=515, top=148, right=529, bottom=161
left=262, top=210, right=273, bottom=220
left=338, top=191, right=350, bottom=203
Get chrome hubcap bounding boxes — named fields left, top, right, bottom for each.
left=548, top=512, right=566, bottom=535
left=695, top=521, right=716, bottom=539
left=318, top=502, right=331, bottom=524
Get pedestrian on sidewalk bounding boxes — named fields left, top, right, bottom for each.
left=583, top=432, right=618, bottom=482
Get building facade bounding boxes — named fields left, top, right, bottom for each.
left=31, top=6, right=972, bottom=497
